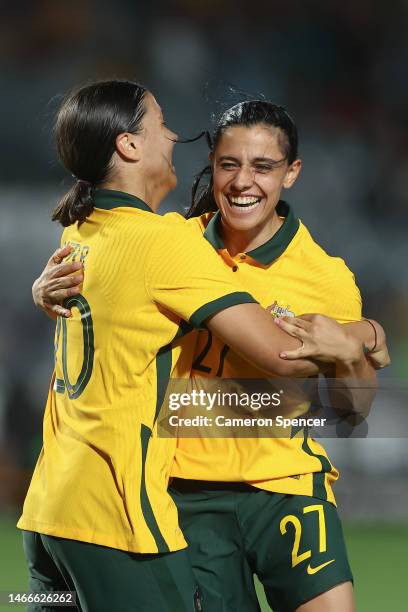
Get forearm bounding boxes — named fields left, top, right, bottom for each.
left=344, top=318, right=390, bottom=370
left=207, top=303, right=321, bottom=377
left=328, top=349, right=378, bottom=420
left=343, top=319, right=377, bottom=351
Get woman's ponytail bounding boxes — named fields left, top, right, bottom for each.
left=52, top=180, right=94, bottom=227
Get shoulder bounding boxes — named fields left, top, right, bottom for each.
left=162, top=211, right=187, bottom=224
left=144, top=213, right=218, bottom=261
left=185, top=212, right=216, bottom=235
left=108, top=208, right=187, bottom=239
left=297, top=222, right=357, bottom=284
left=296, top=222, right=362, bottom=320
left=158, top=211, right=216, bottom=238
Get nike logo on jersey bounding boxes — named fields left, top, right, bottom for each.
left=306, top=559, right=335, bottom=575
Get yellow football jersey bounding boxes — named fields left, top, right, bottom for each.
left=172, top=202, right=362, bottom=504
left=18, top=189, right=257, bottom=554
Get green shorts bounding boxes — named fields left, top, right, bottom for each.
left=169, top=480, right=353, bottom=612
left=22, top=531, right=202, bottom=612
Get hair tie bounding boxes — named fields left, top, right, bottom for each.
left=77, top=178, right=93, bottom=187
left=71, top=174, right=92, bottom=187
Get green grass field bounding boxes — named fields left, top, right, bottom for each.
left=1, top=515, right=406, bottom=611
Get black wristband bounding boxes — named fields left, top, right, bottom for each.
left=363, top=318, right=377, bottom=352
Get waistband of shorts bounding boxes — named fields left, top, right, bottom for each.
left=169, top=478, right=256, bottom=494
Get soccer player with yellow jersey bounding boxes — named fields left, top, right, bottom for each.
left=21, top=82, right=376, bottom=612
left=167, top=101, right=384, bottom=612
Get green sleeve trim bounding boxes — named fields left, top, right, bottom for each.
left=189, top=291, right=258, bottom=328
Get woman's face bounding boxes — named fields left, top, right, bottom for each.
left=212, top=124, right=301, bottom=234
left=138, top=92, right=178, bottom=194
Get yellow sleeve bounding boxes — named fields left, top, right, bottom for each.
left=327, top=261, right=362, bottom=323
left=144, top=222, right=257, bottom=327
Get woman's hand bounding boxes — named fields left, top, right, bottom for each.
left=275, top=314, right=362, bottom=365
left=32, top=245, right=83, bottom=319
left=276, top=314, right=382, bottom=419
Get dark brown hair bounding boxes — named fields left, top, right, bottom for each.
left=52, top=80, right=147, bottom=226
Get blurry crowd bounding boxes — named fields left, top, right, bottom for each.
left=0, top=0, right=407, bottom=512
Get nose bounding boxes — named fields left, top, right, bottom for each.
left=231, top=166, right=254, bottom=191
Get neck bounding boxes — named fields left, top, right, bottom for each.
left=101, top=175, right=166, bottom=213
left=221, top=211, right=284, bottom=256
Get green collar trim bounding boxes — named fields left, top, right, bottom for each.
left=93, top=189, right=153, bottom=213
left=203, top=211, right=225, bottom=250
left=203, top=201, right=299, bottom=265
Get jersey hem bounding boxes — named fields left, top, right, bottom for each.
left=16, top=518, right=188, bottom=554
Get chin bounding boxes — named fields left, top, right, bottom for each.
left=223, top=210, right=262, bottom=232
left=169, top=174, right=178, bottom=190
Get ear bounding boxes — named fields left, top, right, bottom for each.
left=283, top=158, right=302, bottom=189
left=115, top=133, right=141, bottom=162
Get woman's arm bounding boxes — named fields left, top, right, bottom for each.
left=343, top=319, right=390, bottom=369
left=31, top=249, right=380, bottom=381
left=33, top=249, right=362, bottom=378
left=277, top=314, right=390, bottom=370
left=274, top=314, right=386, bottom=418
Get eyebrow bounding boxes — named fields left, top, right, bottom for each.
left=217, top=155, right=286, bottom=164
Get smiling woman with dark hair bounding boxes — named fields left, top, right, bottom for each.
left=187, top=100, right=298, bottom=219
left=169, top=99, right=388, bottom=612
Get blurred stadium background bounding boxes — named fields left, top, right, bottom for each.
left=0, top=1, right=407, bottom=610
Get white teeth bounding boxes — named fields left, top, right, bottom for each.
left=229, top=196, right=261, bottom=206
left=231, top=202, right=259, bottom=211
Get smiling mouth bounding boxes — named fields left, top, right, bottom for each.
left=227, top=195, right=262, bottom=210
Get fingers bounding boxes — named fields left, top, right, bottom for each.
left=45, top=284, right=81, bottom=306
left=44, top=261, right=83, bottom=286
left=296, top=313, right=315, bottom=322
left=39, top=246, right=85, bottom=319
left=274, top=318, right=307, bottom=360
left=47, top=247, right=83, bottom=280
left=275, top=317, right=324, bottom=361
left=43, top=287, right=79, bottom=318
left=49, top=244, right=72, bottom=265
left=50, top=261, right=83, bottom=278
left=48, top=274, right=83, bottom=290
left=52, top=287, right=80, bottom=302
left=279, top=346, right=305, bottom=360
left=281, top=316, right=312, bottom=330
left=52, top=304, right=72, bottom=318
left=274, top=317, right=309, bottom=337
